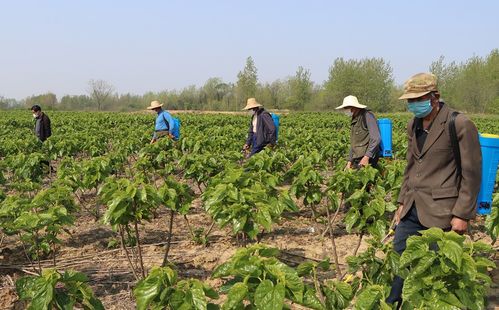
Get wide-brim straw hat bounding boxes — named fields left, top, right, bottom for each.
left=242, top=98, right=263, bottom=110
left=335, top=95, right=367, bottom=110
left=146, top=100, right=163, bottom=110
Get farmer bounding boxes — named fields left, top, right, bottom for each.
left=386, top=73, right=482, bottom=306
left=147, top=100, right=174, bottom=144
left=242, top=98, right=276, bottom=157
left=31, top=105, right=52, bottom=142
left=336, top=95, right=381, bottom=169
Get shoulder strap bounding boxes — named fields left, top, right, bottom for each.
left=361, top=111, right=368, bottom=131
left=161, top=113, right=170, bottom=131
left=449, top=111, right=461, bottom=177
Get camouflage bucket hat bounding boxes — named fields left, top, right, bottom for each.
left=399, top=73, right=438, bottom=100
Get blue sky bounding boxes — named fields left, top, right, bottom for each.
left=1, top=0, right=498, bottom=99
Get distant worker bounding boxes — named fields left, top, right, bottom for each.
left=336, top=95, right=381, bottom=169
left=386, top=73, right=482, bottom=307
left=147, top=100, right=175, bottom=144
left=242, top=98, right=276, bottom=157
left=31, top=105, right=52, bottom=142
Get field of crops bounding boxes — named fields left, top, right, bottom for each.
left=0, top=110, right=498, bottom=309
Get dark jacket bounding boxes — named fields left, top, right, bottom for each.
left=397, top=104, right=482, bottom=228
left=34, top=113, right=52, bottom=142
left=245, top=108, right=276, bottom=148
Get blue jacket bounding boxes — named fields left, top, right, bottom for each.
left=153, top=110, right=174, bottom=139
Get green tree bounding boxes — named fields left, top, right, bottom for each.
left=324, top=57, right=394, bottom=112
left=236, top=56, right=258, bottom=107
left=287, top=66, right=313, bottom=111
left=0, top=96, right=20, bottom=109
left=25, top=93, right=58, bottom=110
left=430, top=49, right=499, bottom=113
left=202, top=77, right=226, bottom=110
left=59, top=95, right=93, bottom=110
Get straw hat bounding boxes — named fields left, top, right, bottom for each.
left=335, top=95, right=367, bottom=110
left=399, top=73, right=438, bottom=100
left=146, top=100, right=163, bottom=110
left=242, top=98, right=263, bottom=110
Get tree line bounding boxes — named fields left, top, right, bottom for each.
left=1, top=49, right=498, bottom=113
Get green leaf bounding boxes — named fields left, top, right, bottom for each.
left=344, top=210, right=359, bottom=233
left=439, top=292, right=465, bottom=309
left=134, top=267, right=173, bottom=310
left=420, top=227, right=444, bottom=243
left=191, top=281, right=208, bottom=310
left=354, top=285, right=382, bottom=310
left=258, top=247, right=280, bottom=258
left=366, top=220, right=386, bottom=240
left=323, top=280, right=352, bottom=309
left=254, top=280, right=285, bottom=310
left=296, top=262, right=314, bottom=277
left=317, top=258, right=330, bottom=271
left=399, top=237, right=428, bottom=268
left=439, top=240, right=463, bottom=270
left=222, top=282, right=248, bottom=310
left=203, top=283, right=220, bottom=300
left=412, top=254, right=436, bottom=277
left=301, top=286, right=325, bottom=310
left=212, top=262, right=233, bottom=278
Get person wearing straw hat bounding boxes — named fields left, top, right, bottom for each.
left=336, top=95, right=381, bottom=169
left=386, top=73, right=482, bottom=307
left=242, top=98, right=276, bottom=157
left=147, top=100, right=175, bottom=144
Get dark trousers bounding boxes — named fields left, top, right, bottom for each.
left=249, top=135, right=265, bottom=157
left=386, top=206, right=426, bottom=305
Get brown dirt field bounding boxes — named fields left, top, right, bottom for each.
left=0, top=195, right=497, bottom=309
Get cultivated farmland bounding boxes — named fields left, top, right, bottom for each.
left=0, top=111, right=497, bottom=309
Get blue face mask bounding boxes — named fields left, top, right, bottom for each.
left=408, top=99, right=433, bottom=118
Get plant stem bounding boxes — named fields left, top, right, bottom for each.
left=313, top=268, right=325, bottom=305
left=353, top=233, right=364, bottom=257
left=183, top=215, right=195, bottom=240
left=133, top=219, right=145, bottom=278
left=52, top=242, right=56, bottom=267
left=34, top=231, right=42, bottom=273
left=196, top=182, right=203, bottom=194
left=19, top=236, right=36, bottom=274
left=118, top=225, right=139, bottom=281
left=204, top=220, right=216, bottom=240
left=326, top=194, right=343, bottom=280
left=162, top=209, right=175, bottom=267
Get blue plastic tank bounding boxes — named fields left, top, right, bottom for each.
left=477, top=133, right=499, bottom=215
left=377, top=118, right=392, bottom=157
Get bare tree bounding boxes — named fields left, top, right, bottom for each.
left=87, top=79, right=114, bottom=111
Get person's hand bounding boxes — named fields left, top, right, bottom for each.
left=243, top=144, right=250, bottom=151
left=150, top=138, right=157, bottom=144
left=358, top=156, right=370, bottom=167
left=345, top=161, right=352, bottom=170
left=450, top=217, right=468, bottom=234
left=395, top=204, right=404, bottom=225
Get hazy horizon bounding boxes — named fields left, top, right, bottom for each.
left=1, top=0, right=498, bottom=100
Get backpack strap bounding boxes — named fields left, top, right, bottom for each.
left=360, top=110, right=368, bottom=131
left=161, top=113, right=170, bottom=131
left=449, top=111, right=461, bottom=177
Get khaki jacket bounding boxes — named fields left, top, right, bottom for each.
left=397, top=104, right=482, bottom=228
